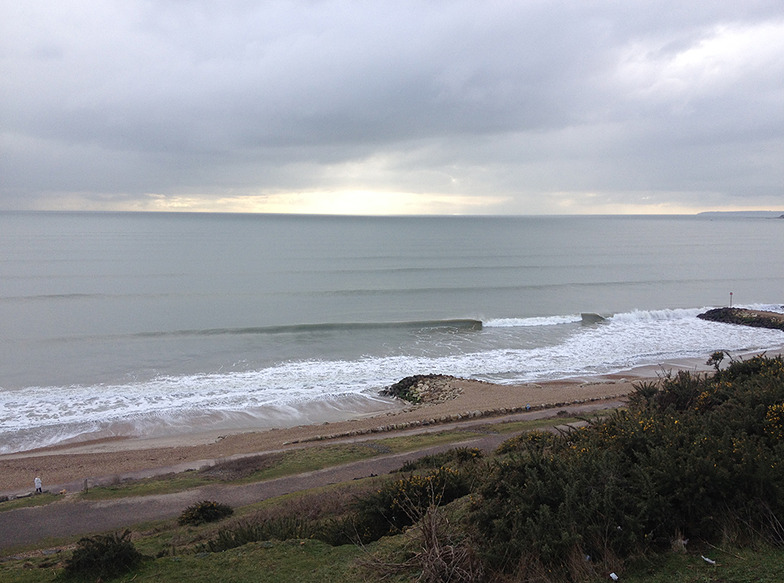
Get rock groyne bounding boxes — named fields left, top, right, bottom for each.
left=697, top=307, right=784, bottom=331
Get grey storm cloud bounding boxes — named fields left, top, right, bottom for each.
left=1, top=0, right=783, bottom=213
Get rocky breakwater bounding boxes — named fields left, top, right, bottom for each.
left=287, top=374, right=629, bottom=445
left=697, top=307, right=784, bottom=331
left=380, top=374, right=464, bottom=404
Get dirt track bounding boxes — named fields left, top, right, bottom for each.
left=0, top=401, right=620, bottom=554
left=0, top=435, right=496, bottom=553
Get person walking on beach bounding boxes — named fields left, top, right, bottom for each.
left=34, top=476, right=42, bottom=493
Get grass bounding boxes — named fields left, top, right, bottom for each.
left=484, top=416, right=575, bottom=434
left=623, top=545, right=784, bottom=583
left=0, top=539, right=369, bottom=583
left=138, top=539, right=365, bottom=583
left=3, top=526, right=782, bottom=583
left=4, top=412, right=594, bottom=507
left=480, top=408, right=616, bottom=435
left=70, top=428, right=490, bottom=502
left=0, top=493, right=61, bottom=513
left=239, top=443, right=381, bottom=481
left=369, top=428, right=485, bottom=453
left=79, top=473, right=210, bottom=500
left=71, top=446, right=378, bottom=502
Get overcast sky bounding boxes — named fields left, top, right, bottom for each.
left=2, top=1, right=783, bottom=215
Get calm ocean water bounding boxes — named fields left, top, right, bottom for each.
left=1, top=212, right=783, bottom=453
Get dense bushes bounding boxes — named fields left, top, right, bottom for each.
left=473, top=354, right=784, bottom=579
left=63, top=530, right=143, bottom=581
left=396, top=447, right=482, bottom=473
left=353, top=465, right=474, bottom=543
left=204, top=449, right=482, bottom=551
left=178, top=500, right=234, bottom=526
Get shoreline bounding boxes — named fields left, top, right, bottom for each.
left=0, top=364, right=697, bottom=495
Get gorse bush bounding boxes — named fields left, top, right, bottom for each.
left=178, top=500, right=234, bottom=526
left=495, top=428, right=559, bottom=455
left=361, top=502, right=485, bottom=583
left=765, top=402, right=784, bottom=440
left=474, top=354, right=784, bottom=580
left=396, top=446, right=483, bottom=473
left=63, top=530, right=143, bottom=581
left=353, top=465, right=473, bottom=543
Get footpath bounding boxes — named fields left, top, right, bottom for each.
left=0, top=401, right=621, bottom=554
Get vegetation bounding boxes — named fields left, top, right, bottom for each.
left=178, top=500, right=234, bottom=526
left=0, top=492, right=61, bottom=512
left=395, top=446, right=483, bottom=473
left=203, top=456, right=482, bottom=553
left=2, top=354, right=783, bottom=582
left=73, top=434, right=484, bottom=502
left=61, top=530, right=144, bottom=581
left=351, top=464, right=476, bottom=544
left=474, top=354, right=784, bottom=580
left=79, top=473, right=209, bottom=500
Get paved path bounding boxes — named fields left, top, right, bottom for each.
left=0, top=401, right=619, bottom=554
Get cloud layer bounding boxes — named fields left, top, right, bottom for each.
left=2, top=1, right=783, bottom=214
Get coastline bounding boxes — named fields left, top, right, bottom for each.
left=0, top=366, right=688, bottom=495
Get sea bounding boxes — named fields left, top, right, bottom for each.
left=1, top=212, right=783, bottom=454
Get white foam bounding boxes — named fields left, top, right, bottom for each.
left=2, top=305, right=783, bottom=454
left=485, top=315, right=582, bottom=327
left=607, top=307, right=706, bottom=323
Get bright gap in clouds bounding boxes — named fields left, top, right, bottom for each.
left=139, top=191, right=512, bottom=216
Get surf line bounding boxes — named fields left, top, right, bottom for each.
left=130, top=319, right=484, bottom=338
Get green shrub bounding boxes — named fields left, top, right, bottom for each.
left=495, top=429, right=558, bottom=455
left=206, top=516, right=318, bottom=552
left=63, top=530, right=143, bottom=580
left=178, top=499, right=234, bottom=526
left=397, top=447, right=483, bottom=472
left=473, top=354, right=784, bottom=579
left=204, top=512, right=369, bottom=551
left=202, top=484, right=383, bottom=551
left=352, top=465, right=472, bottom=543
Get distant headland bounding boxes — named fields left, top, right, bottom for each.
left=696, top=210, right=784, bottom=218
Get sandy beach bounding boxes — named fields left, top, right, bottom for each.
left=0, top=371, right=671, bottom=495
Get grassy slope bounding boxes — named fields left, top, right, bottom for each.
left=625, top=546, right=784, bottom=583
left=2, top=405, right=783, bottom=582
left=3, top=536, right=783, bottom=583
